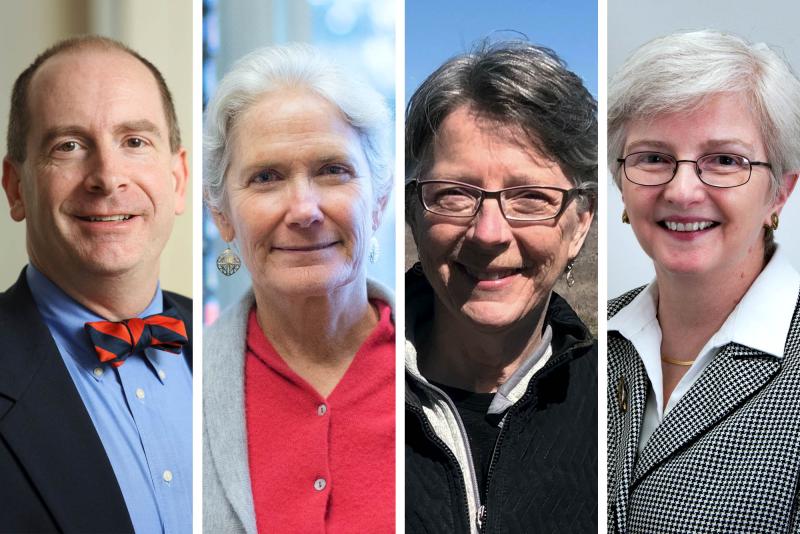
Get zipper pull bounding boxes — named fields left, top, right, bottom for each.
left=477, top=505, right=486, bottom=531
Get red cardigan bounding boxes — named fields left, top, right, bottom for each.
left=245, top=300, right=395, bottom=533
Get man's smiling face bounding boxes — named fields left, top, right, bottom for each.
left=3, top=46, right=187, bottom=286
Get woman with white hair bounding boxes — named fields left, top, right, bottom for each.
left=608, top=30, right=800, bottom=532
left=202, top=44, right=394, bottom=533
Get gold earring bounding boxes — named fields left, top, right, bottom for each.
left=622, top=210, right=630, bottom=224
left=216, top=244, right=241, bottom=276
left=771, top=213, right=779, bottom=231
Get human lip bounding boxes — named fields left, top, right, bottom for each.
left=458, top=263, right=527, bottom=289
left=75, top=213, right=135, bottom=222
left=657, top=217, right=719, bottom=233
left=272, top=241, right=339, bottom=252
left=463, top=265, right=524, bottom=280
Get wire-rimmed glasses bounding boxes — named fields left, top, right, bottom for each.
left=617, top=151, right=772, bottom=188
left=413, top=179, right=592, bottom=221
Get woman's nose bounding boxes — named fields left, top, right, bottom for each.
left=662, top=161, right=706, bottom=206
left=284, top=179, right=324, bottom=228
left=467, top=197, right=512, bottom=247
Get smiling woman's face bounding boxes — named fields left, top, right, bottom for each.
left=412, top=106, right=593, bottom=331
left=621, top=92, right=788, bottom=281
left=214, top=89, right=381, bottom=299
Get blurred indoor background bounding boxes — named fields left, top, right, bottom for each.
left=0, top=0, right=193, bottom=297
left=203, top=0, right=395, bottom=324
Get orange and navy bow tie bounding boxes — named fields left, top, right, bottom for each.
left=85, top=308, right=188, bottom=367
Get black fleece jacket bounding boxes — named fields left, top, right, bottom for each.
left=405, top=268, right=597, bottom=533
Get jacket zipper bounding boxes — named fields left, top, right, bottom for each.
left=407, top=402, right=473, bottom=532
left=408, top=338, right=595, bottom=533
left=478, top=340, right=594, bottom=532
left=478, top=412, right=509, bottom=533
left=420, top=381, right=484, bottom=533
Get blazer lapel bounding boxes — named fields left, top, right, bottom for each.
left=633, top=344, right=780, bottom=484
left=609, top=337, right=649, bottom=533
left=204, top=291, right=258, bottom=534
left=0, top=270, right=132, bottom=533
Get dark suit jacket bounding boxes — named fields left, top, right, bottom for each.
left=0, top=268, right=192, bottom=534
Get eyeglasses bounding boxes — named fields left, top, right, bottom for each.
left=413, top=179, right=591, bottom=221
left=617, top=152, right=772, bottom=188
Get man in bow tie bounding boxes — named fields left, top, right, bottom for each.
left=0, top=35, right=191, bottom=534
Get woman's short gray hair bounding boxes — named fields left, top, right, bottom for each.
left=204, top=43, right=391, bottom=212
left=405, top=40, right=597, bottom=224
left=609, top=30, right=800, bottom=194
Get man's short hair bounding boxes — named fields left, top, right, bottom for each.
left=6, top=35, right=181, bottom=163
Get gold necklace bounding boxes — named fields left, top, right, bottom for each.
left=661, top=355, right=695, bottom=366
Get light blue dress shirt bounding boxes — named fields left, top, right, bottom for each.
left=27, top=266, right=192, bottom=534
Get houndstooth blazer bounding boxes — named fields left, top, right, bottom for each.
left=608, top=286, right=800, bottom=533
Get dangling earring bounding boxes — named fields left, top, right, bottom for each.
left=216, top=243, right=241, bottom=276
left=565, top=260, right=576, bottom=288
left=368, top=236, right=380, bottom=264
left=622, top=209, right=630, bottom=224
left=771, top=213, right=779, bottom=231
left=412, top=249, right=425, bottom=275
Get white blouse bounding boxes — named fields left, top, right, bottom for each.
left=608, top=246, right=800, bottom=451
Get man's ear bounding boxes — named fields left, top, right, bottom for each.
left=171, top=148, right=189, bottom=215
left=2, top=157, right=26, bottom=222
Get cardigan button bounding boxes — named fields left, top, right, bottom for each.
left=314, top=478, right=327, bottom=491
left=317, top=404, right=327, bottom=416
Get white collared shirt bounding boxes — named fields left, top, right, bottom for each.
left=608, top=246, right=800, bottom=451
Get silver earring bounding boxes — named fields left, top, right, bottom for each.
left=216, top=244, right=241, bottom=276
left=368, top=236, right=380, bottom=264
left=565, top=260, right=576, bottom=287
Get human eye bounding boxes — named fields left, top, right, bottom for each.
left=630, top=152, right=672, bottom=168
left=250, top=169, right=282, bottom=185
left=54, top=140, right=82, bottom=153
left=49, top=139, right=88, bottom=159
left=509, top=188, right=554, bottom=202
left=321, top=164, right=351, bottom=175
left=504, top=187, right=560, bottom=216
left=318, top=163, right=355, bottom=184
left=123, top=136, right=149, bottom=149
left=701, top=153, right=747, bottom=173
left=425, top=183, right=478, bottom=213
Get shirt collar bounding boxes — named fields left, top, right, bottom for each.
left=609, top=245, right=800, bottom=360
left=608, top=281, right=659, bottom=340
left=26, top=264, right=164, bottom=371
left=721, top=246, right=800, bottom=358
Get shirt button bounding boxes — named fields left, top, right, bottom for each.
left=93, top=367, right=104, bottom=378
left=314, top=478, right=326, bottom=491
left=158, top=369, right=166, bottom=380
left=163, top=470, right=173, bottom=482
left=317, top=404, right=327, bottom=416
left=135, top=388, right=145, bottom=400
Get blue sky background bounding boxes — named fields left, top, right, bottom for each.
left=405, top=0, right=597, bottom=101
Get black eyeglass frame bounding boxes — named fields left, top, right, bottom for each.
left=412, top=179, right=594, bottom=221
left=616, top=151, right=772, bottom=188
